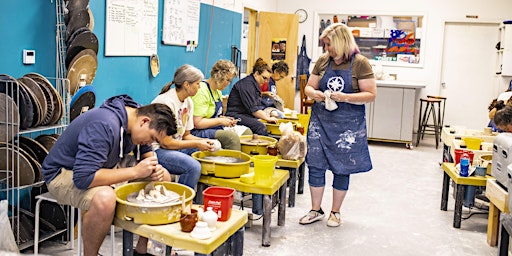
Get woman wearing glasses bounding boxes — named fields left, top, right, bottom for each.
left=226, top=58, right=278, bottom=135
left=190, top=59, right=251, bottom=150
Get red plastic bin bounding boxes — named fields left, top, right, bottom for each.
left=454, top=149, right=475, bottom=165
left=203, top=186, right=235, bottom=221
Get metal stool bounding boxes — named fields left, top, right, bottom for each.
left=416, top=98, right=442, bottom=148
left=34, top=192, right=115, bottom=255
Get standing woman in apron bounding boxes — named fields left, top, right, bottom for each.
left=299, top=23, right=377, bottom=227
left=191, top=59, right=250, bottom=150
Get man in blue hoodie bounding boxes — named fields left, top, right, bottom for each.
left=41, top=95, right=177, bottom=256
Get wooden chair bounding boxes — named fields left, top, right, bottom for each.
left=299, top=74, right=314, bottom=114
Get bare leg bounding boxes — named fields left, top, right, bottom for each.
left=310, top=186, right=325, bottom=210
left=135, top=236, right=148, bottom=253
left=331, top=188, right=347, bottom=213
left=82, top=188, right=116, bottom=256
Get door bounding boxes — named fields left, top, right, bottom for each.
left=257, top=12, right=299, bottom=109
left=440, top=22, right=499, bottom=130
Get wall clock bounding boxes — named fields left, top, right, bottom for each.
left=295, top=9, right=308, bottom=23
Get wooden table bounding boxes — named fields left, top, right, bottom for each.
left=276, top=156, right=305, bottom=207
left=485, top=178, right=509, bottom=246
left=440, top=163, right=489, bottom=228
left=114, top=207, right=248, bottom=256
left=197, top=169, right=289, bottom=247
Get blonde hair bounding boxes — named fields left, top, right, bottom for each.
left=160, top=64, right=204, bottom=94
left=318, top=23, right=360, bottom=70
left=210, top=59, right=238, bottom=85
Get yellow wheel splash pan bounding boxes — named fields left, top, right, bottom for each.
left=115, top=181, right=195, bottom=225
left=239, top=135, right=277, bottom=155
left=260, top=119, right=297, bottom=135
left=192, top=149, right=252, bottom=178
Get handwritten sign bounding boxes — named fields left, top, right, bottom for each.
left=162, top=0, right=200, bottom=46
left=105, top=0, right=158, bottom=56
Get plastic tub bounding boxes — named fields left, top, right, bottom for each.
left=462, top=137, right=484, bottom=150
left=454, top=149, right=474, bottom=165
left=253, top=155, right=277, bottom=185
left=203, top=186, right=235, bottom=221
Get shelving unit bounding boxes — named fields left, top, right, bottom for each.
left=0, top=0, right=71, bottom=251
left=312, top=12, right=425, bottom=67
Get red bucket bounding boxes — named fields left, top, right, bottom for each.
left=454, top=149, right=475, bottom=164
left=203, top=186, right=235, bottom=221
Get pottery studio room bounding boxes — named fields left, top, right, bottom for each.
left=2, top=0, right=512, bottom=255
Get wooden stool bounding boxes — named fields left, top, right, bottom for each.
left=416, top=98, right=442, bottom=148
left=427, top=95, right=447, bottom=138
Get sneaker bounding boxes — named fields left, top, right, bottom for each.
left=327, top=211, right=341, bottom=227
left=299, top=209, right=325, bottom=224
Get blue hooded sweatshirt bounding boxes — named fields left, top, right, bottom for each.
left=41, top=95, right=152, bottom=190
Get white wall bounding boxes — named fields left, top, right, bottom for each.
left=273, top=0, right=512, bottom=130
left=277, top=0, right=512, bottom=94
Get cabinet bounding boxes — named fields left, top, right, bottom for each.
left=497, top=24, right=512, bottom=76
left=365, top=81, right=425, bottom=146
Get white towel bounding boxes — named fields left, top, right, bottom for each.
left=324, top=90, right=338, bottom=111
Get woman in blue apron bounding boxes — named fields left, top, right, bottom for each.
left=299, top=23, right=377, bottom=227
left=191, top=59, right=248, bottom=150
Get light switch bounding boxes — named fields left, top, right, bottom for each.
left=23, top=50, right=35, bottom=65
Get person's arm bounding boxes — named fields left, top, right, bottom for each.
left=159, top=131, right=214, bottom=151
left=193, top=115, right=235, bottom=129
left=252, top=109, right=278, bottom=123
left=330, top=78, right=377, bottom=104
left=304, top=74, right=326, bottom=102
left=88, top=156, right=159, bottom=188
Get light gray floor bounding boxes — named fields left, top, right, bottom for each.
left=29, top=135, right=498, bottom=256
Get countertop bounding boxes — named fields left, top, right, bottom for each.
left=376, top=80, right=426, bottom=89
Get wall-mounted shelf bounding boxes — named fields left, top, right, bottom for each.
left=312, top=12, right=426, bottom=68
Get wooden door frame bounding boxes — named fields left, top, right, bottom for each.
left=245, top=7, right=258, bottom=75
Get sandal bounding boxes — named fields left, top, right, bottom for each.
left=299, top=209, right=325, bottom=225
left=327, top=211, right=341, bottom=227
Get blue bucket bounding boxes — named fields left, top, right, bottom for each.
left=0, top=183, right=32, bottom=216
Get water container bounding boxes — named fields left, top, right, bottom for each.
left=252, top=155, right=278, bottom=185
left=460, top=153, right=470, bottom=177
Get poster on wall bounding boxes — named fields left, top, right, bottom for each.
left=271, top=38, right=286, bottom=61
left=105, top=0, right=158, bottom=56
left=162, top=0, right=200, bottom=46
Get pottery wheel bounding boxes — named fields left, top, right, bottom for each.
left=202, top=156, right=245, bottom=163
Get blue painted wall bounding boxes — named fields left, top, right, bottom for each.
left=0, top=1, right=242, bottom=105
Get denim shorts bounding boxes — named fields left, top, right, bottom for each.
left=308, top=166, right=350, bottom=190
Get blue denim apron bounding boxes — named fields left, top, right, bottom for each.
left=305, top=56, right=372, bottom=175
left=261, top=78, right=276, bottom=108
left=191, top=82, right=223, bottom=139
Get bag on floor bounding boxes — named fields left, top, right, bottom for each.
left=0, top=200, right=19, bottom=253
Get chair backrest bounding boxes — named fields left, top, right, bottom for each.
left=299, top=74, right=308, bottom=113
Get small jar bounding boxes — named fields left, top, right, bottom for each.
left=202, top=207, right=218, bottom=231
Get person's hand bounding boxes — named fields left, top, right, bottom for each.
left=262, top=91, right=274, bottom=97
left=219, top=116, right=236, bottom=127
left=266, top=116, right=278, bottom=124
left=133, top=156, right=158, bottom=179
left=149, top=164, right=166, bottom=181
left=311, top=90, right=326, bottom=102
left=329, top=91, right=347, bottom=102
left=197, top=140, right=215, bottom=151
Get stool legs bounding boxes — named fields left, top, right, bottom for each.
left=416, top=99, right=441, bottom=148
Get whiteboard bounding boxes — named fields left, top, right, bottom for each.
left=162, top=0, right=201, bottom=46
left=105, top=0, right=158, bottom=56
